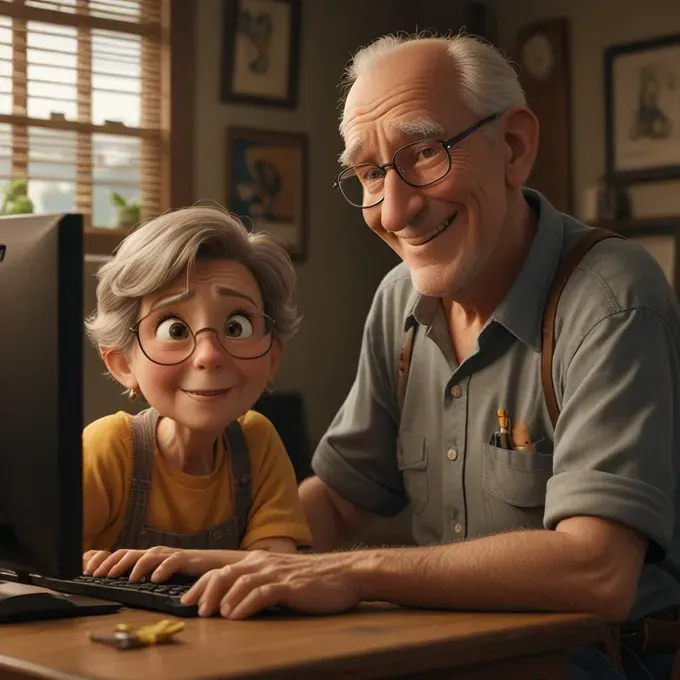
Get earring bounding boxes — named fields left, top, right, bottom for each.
left=128, top=387, right=140, bottom=401
left=264, top=380, right=274, bottom=395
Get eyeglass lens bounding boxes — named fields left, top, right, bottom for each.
left=136, top=311, right=273, bottom=364
left=338, top=140, right=451, bottom=208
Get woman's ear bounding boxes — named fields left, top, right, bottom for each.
left=101, top=348, right=138, bottom=392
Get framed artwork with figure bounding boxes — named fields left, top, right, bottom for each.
left=221, top=0, right=302, bottom=108
left=604, top=33, right=680, bottom=184
left=225, top=127, right=308, bottom=261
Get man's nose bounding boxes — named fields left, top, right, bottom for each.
left=378, top=169, right=425, bottom=233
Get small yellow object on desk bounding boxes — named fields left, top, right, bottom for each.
left=89, top=619, right=185, bottom=650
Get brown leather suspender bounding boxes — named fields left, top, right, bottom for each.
left=396, top=228, right=680, bottom=670
left=397, top=227, right=621, bottom=420
left=540, top=227, right=621, bottom=427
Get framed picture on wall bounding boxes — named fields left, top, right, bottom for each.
left=225, top=126, right=308, bottom=261
left=220, top=0, right=302, bottom=108
left=604, top=34, right=680, bottom=184
left=613, top=218, right=680, bottom=294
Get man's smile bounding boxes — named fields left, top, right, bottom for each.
left=402, top=211, right=457, bottom=247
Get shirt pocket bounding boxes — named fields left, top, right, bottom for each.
left=397, top=431, right=428, bottom=515
left=481, top=443, right=553, bottom=533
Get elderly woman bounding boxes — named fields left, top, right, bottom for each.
left=81, top=206, right=311, bottom=579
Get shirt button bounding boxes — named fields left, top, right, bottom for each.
left=447, top=448, right=458, bottom=461
left=451, top=384, right=462, bottom=398
left=453, top=523, right=464, bottom=535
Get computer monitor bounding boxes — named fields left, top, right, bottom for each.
left=0, top=213, right=84, bottom=580
left=0, top=214, right=121, bottom=622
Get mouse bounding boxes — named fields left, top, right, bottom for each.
left=0, top=581, right=75, bottom=622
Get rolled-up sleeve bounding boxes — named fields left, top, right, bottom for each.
left=545, top=307, right=678, bottom=557
left=311, top=286, right=407, bottom=517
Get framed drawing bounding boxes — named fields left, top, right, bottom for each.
left=225, top=127, right=308, bottom=261
left=612, top=218, right=680, bottom=294
left=604, top=34, right=680, bottom=184
left=221, top=0, right=302, bottom=108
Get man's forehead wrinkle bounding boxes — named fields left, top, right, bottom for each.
left=345, top=83, right=439, bottom=134
left=344, top=104, right=441, bottom=168
left=348, top=77, right=439, bottom=116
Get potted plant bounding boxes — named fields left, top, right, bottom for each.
left=1, top=178, right=34, bottom=215
left=110, top=191, right=141, bottom=229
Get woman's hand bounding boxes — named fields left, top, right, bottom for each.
left=82, top=546, right=183, bottom=579
left=83, top=549, right=115, bottom=575
left=82, top=546, right=248, bottom=582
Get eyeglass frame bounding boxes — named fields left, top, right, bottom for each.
left=333, top=111, right=503, bottom=209
left=129, top=311, right=276, bottom=367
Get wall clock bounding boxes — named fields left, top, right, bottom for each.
left=516, top=18, right=573, bottom=213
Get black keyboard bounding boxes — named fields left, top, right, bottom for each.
left=29, top=574, right=200, bottom=617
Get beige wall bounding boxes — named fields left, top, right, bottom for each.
left=83, top=0, right=471, bottom=445
left=92, top=1, right=648, bottom=449
left=190, top=0, right=404, bottom=447
left=494, top=0, right=680, bottom=220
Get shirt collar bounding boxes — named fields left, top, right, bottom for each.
left=404, top=189, right=565, bottom=352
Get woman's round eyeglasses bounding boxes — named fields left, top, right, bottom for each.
left=130, top=310, right=275, bottom=366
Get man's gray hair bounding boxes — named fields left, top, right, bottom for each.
left=85, top=206, right=301, bottom=353
left=339, top=31, right=527, bottom=141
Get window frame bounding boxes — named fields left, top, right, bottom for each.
left=0, top=0, right=194, bottom=255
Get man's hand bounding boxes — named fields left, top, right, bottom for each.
left=180, top=550, right=363, bottom=619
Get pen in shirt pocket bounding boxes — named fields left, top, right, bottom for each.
left=496, top=409, right=513, bottom=449
left=512, top=419, right=536, bottom=453
left=488, top=409, right=513, bottom=449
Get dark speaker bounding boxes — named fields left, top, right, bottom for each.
left=253, top=392, right=312, bottom=482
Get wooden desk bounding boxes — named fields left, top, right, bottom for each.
left=0, top=605, right=605, bottom=680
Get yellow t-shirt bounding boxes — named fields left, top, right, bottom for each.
left=82, top=410, right=311, bottom=551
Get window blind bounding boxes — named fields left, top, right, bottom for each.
left=0, top=0, right=163, bottom=230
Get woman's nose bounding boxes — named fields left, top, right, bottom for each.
left=191, top=330, right=228, bottom=370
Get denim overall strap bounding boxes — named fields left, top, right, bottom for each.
left=112, top=407, right=160, bottom=550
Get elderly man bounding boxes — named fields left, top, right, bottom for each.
left=131, top=34, right=680, bottom=678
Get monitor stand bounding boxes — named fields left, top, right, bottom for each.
left=0, top=572, right=121, bottom=623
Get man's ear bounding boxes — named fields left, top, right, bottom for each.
left=501, top=106, right=540, bottom=190
left=101, top=348, right=138, bottom=391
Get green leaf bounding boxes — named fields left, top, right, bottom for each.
left=12, top=196, right=34, bottom=214
left=11, top=178, right=27, bottom=195
left=110, top=190, right=127, bottom=207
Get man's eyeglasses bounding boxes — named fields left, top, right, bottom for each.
left=130, top=310, right=275, bottom=366
left=333, top=112, right=502, bottom=209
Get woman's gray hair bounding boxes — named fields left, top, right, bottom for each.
left=85, top=206, right=301, bottom=353
left=339, top=31, right=527, bottom=141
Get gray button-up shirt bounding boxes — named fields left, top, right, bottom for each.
left=312, top=189, right=680, bottom=619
